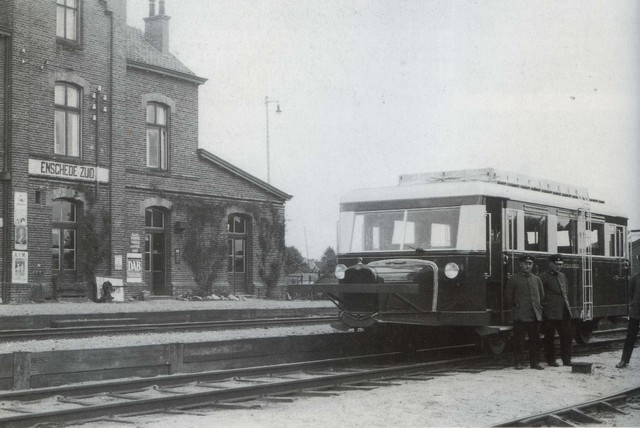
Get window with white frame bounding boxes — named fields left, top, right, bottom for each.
left=524, top=212, right=548, bottom=252
left=228, top=215, right=247, bottom=274
left=557, top=216, right=578, bottom=254
left=56, top=0, right=78, bottom=41
left=54, top=82, right=81, bottom=157
left=608, top=224, right=625, bottom=257
left=505, top=209, right=518, bottom=251
left=589, top=222, right=605, bottom=256
left=52, top=200, right=77, bottom=274
left=146, top=103, right=169, bottom=170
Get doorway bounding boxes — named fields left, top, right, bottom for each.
left=227, top=214, right=248, bottom=294
left=52, top=199, right=80, bottom=297
left=145, top=208, right=168, bottom=295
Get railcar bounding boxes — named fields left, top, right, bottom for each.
left=315, top=169, right=630, bottom=353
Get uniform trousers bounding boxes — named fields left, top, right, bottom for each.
left=513, top=321, right=541, bottom=367
left=621, top=317, right=640, bottom=364
left=543, top=308, right=572, bottom=364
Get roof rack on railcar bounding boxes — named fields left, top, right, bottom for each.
left=398, top=168, right=604, bottom=203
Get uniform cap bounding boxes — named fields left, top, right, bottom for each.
left=549, top=254, right=563, bottom=263
left=518, top=254, right=535, bottom=262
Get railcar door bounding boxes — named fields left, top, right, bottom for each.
left=497, top=207, right=520, bottom=322
left=485, top=198, right=506, bottom=323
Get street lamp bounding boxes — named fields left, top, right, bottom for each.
left=265, top=96, right=281, bottom=184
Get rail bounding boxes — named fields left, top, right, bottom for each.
left=0, top=316, right=338, bottom=342
left=0, top=351, right=481, bottom=427
left=494, top=386, right=640, bottom=427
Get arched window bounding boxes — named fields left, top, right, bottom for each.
left=55, top=82, right=81, bottom=156
left=52, top=199, right=77, bottom=275
left=146, top=103, right=169, bottom=170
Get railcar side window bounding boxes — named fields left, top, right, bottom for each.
left=557, top=216, right=577, bottom=254
left=524, top=213, right=548, bottom=252
left=589, top=222, right=605, bottom=256
left=505, top=210, right=518, bottom=250
left=608, top=224, right=624, bottom=257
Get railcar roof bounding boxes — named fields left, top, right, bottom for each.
left=340, top=181, right=625, bottom=218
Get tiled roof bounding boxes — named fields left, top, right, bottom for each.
left=126, top=26, right=196, bottom=76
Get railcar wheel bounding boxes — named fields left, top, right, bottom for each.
left=484, top=333, right=508, bottom=355
left=573, top=320, right=595, bottom=344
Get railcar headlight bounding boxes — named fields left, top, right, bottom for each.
left=335, top=264, right=347, bottom=280
left=444, top=262, right=460, bottom=279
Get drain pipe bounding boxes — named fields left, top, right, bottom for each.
left=106, top=7, right=114, bottom=276
left=1, top=29, right=13, bottom=303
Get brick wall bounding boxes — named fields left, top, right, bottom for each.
left=0, top=1, right=12, bottom=27
left=0, top=33, right=5, bottom=170
left=1, top=0, right=290, bottom=303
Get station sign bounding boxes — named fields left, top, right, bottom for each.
left=29, top=159, right=110, bottom=183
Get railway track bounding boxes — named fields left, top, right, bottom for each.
left=0, top=316, right=338, bottom=342
left=495, top=386, right=640, bottom=427
left=0, top=346, right=484, bottom=427
left=0, top=329, right=628, bottom=427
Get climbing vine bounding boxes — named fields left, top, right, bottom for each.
left=182, top=202, right=227, bottom=290
left=139, top=185, right=286, bottom=296
left=245, top=202, right=285, bottom=295
left=77, top=185, right=111, bottom=284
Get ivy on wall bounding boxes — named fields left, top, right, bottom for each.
left=77, top=185, right=111, bottom=290
left=180, top=200, right=285, bottom=295
left=142, top=182, right=287, bottom=295
left=182, top=202, right=227, bottom=290
left=246, top=203, right=285, bottom=295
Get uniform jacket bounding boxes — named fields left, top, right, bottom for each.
left=629, top=274, right=640, bottom=320
left=539, top=270, right=573, bottom=320
left=506, top=272, right=545, bottom=322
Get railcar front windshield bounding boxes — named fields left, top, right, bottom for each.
left=338, top=205, right=486, bottom=253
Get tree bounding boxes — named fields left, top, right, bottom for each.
left=284, top=246, right=308, bottom=274
left=319, top=246, right=337, bottom=276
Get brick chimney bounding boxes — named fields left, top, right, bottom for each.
left=144, top=0, right=170, bottom=54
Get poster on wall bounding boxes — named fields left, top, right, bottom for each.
left=12, top=251, right=28, bottom=284
left=127, top=253, right=143, bottom=283
left=15, top=226, right=27, bottom=251
left=14, top=192, right=28, bottom=250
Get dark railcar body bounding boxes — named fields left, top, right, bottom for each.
left=316, top=169, right=630, bottom=344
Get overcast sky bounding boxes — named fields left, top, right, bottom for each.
left=127, top=0, right=639, bottom=260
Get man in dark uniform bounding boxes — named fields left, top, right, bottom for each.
left=540, top=254, right=573, bottom=367
left=616, top=272, right=640, bottom=368
left=507, top=254, right=545, bottom=370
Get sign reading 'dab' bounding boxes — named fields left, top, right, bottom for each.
left=29, top=159, right=110, bottom=183
left=127, top=253, right=143, bottom=283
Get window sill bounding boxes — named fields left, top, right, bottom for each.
left=49, top=154, right=83, bottom=163
left=126, top=167, right=171, bottom=177
left=56, top=37, right=82, bottom=51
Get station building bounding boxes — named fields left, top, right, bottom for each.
left=0, top=0, right=292, bottom=303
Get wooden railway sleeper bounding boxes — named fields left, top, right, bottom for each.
left=562, top=408, right=605, bottom=425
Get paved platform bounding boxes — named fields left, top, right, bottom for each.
left=0, top=298, right=337, bottom=330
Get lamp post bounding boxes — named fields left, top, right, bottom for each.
left=265, top=96, right=281, bottom=184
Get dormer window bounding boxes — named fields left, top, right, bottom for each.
left=146, top=102, right=169, bottom=170
left=56, top=0, right=79, bottom=41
